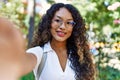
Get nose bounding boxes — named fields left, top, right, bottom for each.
left=59, top=22, right=66, bottom=29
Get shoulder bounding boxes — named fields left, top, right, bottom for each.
left=26, top=46, right=44, bottom=74
left=26, top=46, right=43, bottom=66
left=26, top=46, right=43, bottom=54
left=26, top=46, right=44, bottom=62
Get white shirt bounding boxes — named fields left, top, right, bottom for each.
left=26, top=42, right=75, bottom=80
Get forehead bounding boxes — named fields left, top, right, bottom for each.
left=54, top=7, right=73, bottom=20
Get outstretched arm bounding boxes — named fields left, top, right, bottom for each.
left=0, top=17, right=37, bottom=80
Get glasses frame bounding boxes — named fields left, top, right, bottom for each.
left=52, top=19, right=76, bottom=28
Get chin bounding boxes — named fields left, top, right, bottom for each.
left=56, top=39, right=66, bottom=42
left=53, top=37, right=67, bottom=42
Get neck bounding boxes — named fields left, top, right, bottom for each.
left=50, top=40, right=67, bottom=52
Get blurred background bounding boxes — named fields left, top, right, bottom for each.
left=0, top=0, right=120, bottom=80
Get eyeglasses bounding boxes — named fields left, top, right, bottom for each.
left=52, top=19, right=76, bottom=28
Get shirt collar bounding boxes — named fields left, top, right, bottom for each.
left=43, top=41, right=53, bottom=53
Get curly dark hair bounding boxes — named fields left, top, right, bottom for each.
left=31, top=3, right=96, bottom=80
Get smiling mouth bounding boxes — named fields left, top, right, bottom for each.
left=56, top=31, right=66, bottom=37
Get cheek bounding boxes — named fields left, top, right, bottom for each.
left=68, top=28, right=73, bottom=36
left=50, top=23, right=56, bottom=35
left=51, top=22, right=56, bottom=28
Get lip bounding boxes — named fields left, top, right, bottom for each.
left=56, top=31, right=66, bottom=37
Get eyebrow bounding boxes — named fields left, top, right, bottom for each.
left=55, top=15, right=73, bottom=21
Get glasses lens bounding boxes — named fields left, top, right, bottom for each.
left=53, top=19, right=76, bottom=27
left=53, top=19, right=62, bottom=26
left=67, top=21, right=76, bottom=27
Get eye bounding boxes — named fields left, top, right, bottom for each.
left=67, top=21, right=76, bottom=26
left=54, top=19, right=61, bottom=23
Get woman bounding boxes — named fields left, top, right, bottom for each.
left=0, top=3, right=95, bottom=80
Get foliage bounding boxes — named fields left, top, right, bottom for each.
left=20, top=72, right=35, bottom=80
left=97, top=66, right=120, bottom=80
left=0, top=0, right=28, bottom=35
left=95, top=46, right=120, bottom=80
left=72, top=0, right=120, bottom=80
left=0, top=0, right=21, bottom=24
left=72, top=0, right=120, bottom=42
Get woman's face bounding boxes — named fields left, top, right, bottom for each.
left=51, top=7, right=75, bottom=42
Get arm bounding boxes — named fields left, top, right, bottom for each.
left=0, top=17, right=37, bottom=80
left=19, top=53, right=37, bottom=76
